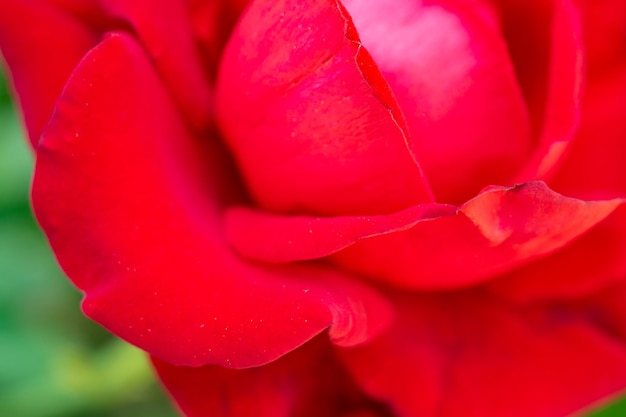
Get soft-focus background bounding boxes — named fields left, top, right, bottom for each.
left=0, top=68, right=624, bottom=416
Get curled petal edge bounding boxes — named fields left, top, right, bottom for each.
left=228, top=182, right=623, bottom=290
left=32, top=32, right=392, bottom=369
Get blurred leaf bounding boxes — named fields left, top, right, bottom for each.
left=0, top=107, right=31, bottom=211
left=0, top=217, right=66, bottom=303
left=0, top=69, right=10, bottom=104
left=0, top=340, right=177, bottom=417
left=584, top=394, right=626, bottom=417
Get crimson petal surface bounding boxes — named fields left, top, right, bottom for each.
left=492, top=64, right=626, bottom=303
left=342, top=0, right=532, bottom=203
left=100, top=0, right=214, bottom=130
left=514, top=0, right=584, bottom=182
left=153, top=337, right=393, bottom=417
left=336, top=289, right=626, bottom=417
left=32, top=32, right=392, bottom=368
left=0, top=0, right=99, bottom=145
left=226, top=182, right=621, bottom=289
left=225, top=203, right=456, bottom=263
left=216, top=0, right=432, bottom=216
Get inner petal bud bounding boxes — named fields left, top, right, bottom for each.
left=342, top=0, right=533, bottom=203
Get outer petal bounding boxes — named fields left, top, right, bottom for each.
left=185, top=0, right=250, bottom=81
left=152, top=337, right=392, bottom=417
left=216, top=0, right=432, bottom=216
left=579, top=0, right=626, bottom=78
left=578, top=282, right=626, bottom=344
left=225, top=203, right=457, bottom=263
left=226, top=182, right=621, bottom=289
left=488, top=207, right=626, bottom=303
left=48, top=0, right=108, bottom=25
left=335, top=182, right=621, bottom=289
left=490, top=65, right=626, bottom=304
left=336, top=290, right=626, bottom=417
left=552, top=68, right=626, bottom=200
left=513, top=0, right=585, bottom=182
left=342, top=0, right=532, bottom=203
left=32, top=33, right=392, bottom=368
left=99, top=0, right=214, bottom=130
left=0, top=0, right=100, bottom=145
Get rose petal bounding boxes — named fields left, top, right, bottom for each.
left=99, top=0, right=214, bottom=130
left=490, top=71, right=626, bottom=304
left=186, top=0, right=250, bottom=81
left=496, top=0, right=552, bottom=137
left=552, top=69, right=626, bottom=200
left=33, top=32, right=392, bottom=368
left=580, top=282, right=626, bottom=344
left=152, top=337, right=392, bottom=417
left=226, top=181, right=621, bottom=289
left=216, top=0, right=432, bottom=216
left=342, top=0, right=532, bottom=203
left=579, top=0, right=626, bottom=78
left=336, top=290, right=626, bottom=417
left=47, top=0, right=108, bottom=23
left=225, top=203, right=456, bottom=263
left=332, top=182, right=622, bottom=289
left=0, top=0, right=99, bottom=145
left=488, top=207, right=626, bottom=303
left=514, top=0, right=584, bottom=182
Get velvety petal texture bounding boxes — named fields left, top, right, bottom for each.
left=33, top=32, right=392, bottom=368
left=2, top=0, right=626, bottom=415
left=153, top=337, right=393, bottom=417
left=336, top=290, right=626, bottom=417
left=185, top=0, right=250, bottom=81
left=342, top=0, right=532, bottom=203
left=225, top=203, right=457, bottom=263
left=0, top=0, right=100, bottom=145
left=513, top=0, right=584, bottom=182
left=332, top=183, right=620, bottom=289
left=227, top=182, right=622, bottom=290
left=99, top=0, right=214, bottom=130
left=490, top=214, right=626, bottom=305
left=491, top=52, right=626, bottom=305
left=216, top=0, right=432, bottom=216
left=579, top=0, right=626, bottom=78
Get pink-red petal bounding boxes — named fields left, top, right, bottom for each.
left=578, top=282, right=626, bottom=344
left=185, top=0, right=250, bottom=81
left=47, top=0, right=109, bottom=26
left=225, top=203, right=456, bottom=263
left=342, top=0, right=532, bottom=203
left=579, top=0, right=626, bottom=78
left=514, top=0, right=584, bottom=182
left=216, top=0, right=432, bottom=216
left=336, top=290, right=626, bottom=417
left=552, top=68, right=626, bottom=200
left=33, top=32, right=392, bottom=368
left=152, top=337, right=392, bottom=417
left=226, top=181, right=621, bottom=290
left=488, top=207, right=626, bottom=304
left=332, top=182, right=622, bottom=289
left=490, top=69, right=626, bottom=304
left=99, top=0, right=214, bottom=130
left=0, top=0, right=99, bottom=146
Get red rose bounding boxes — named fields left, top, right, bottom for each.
left=2, top=0, right=626, bottom=416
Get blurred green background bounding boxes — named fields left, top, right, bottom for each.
left=0, top=72, right=177, bottom=416
left=0, top=69, right=625, bottom=417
